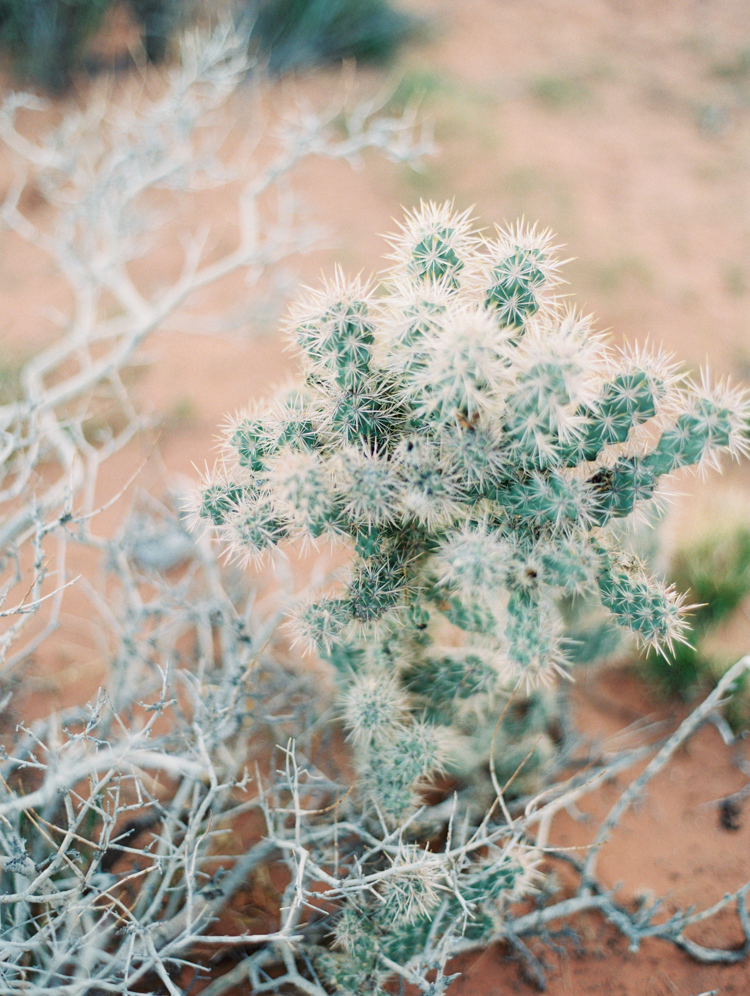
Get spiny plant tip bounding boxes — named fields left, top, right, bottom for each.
left=385, top=200, right=479, bottom=286
left=378, top=844, right=443, bottom=924
left=693, top=371, right=750, bottom=464
left=482, top=218, right=566, bottom=280
left=342, top=671, right=410, bottom=746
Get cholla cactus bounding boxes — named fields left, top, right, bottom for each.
left=193, top=201, right=748, bottom=981
left=193, top=202, right=748, bottom=961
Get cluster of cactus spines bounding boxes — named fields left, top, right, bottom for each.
left=318, top=837, right=539, bottom=993
left=193, top=200, right=748, bottom=966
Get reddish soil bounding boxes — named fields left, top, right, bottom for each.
left=459, top=665, right=750, bottom=995
left=3, top=1, right=750, bottom=993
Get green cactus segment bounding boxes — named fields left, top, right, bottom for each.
left=574, top=369, right=660, bottom=463
left=583, top=394, right=740, bottom=515
left=409, top=306, right=514, bottom=424
left=230, top=414, right=279, bottom=472
left=278, top=417, right=317, bottom=451
left=597, top=560, right=686, bottom=651
left=387, top=722, right=444, bottom=782
left=354, top=711, right=443, bottom=818
left=220, top=493, right=289, bottom=560
left=404, top=652, right=498, bottom=710
left=353, top=524, right=383, bottom=559
left=317, top=939, right=389, bottom=996
left=346, top=551, right=410, bottom=622
left=484, top=247, right=547, bottom=329
left=535, top=534, right=603, bottom=594
left=377, top=865, right=441, bottom=928
left=462, top=853, right=527, bottom=904
left=409, top=230, right=464, bottom=285
left=379, top=914, right=434, bottom=966
left=588, top=457, right=657, bottom=525
left=439, top=421, right=505, bottom=492
left=644, top=395, right=735, bottom=476
left=295, top=596, right=353, bottom=655
left=276, top=410, right=318, bottom=451
left=503, top=383, right=571, bottom=470
left=508, top=361, right=573, bottom=420
left=197, top=482, right=246, bottom=526
left=267, top=449, right=340, bottom=537
left=338, top=446, right=401, bottom=527
left=329, top=309, right=375, bottom=391
left=504, top=469, right=595, bottom=530
left=391, top=308, right=433, bottom=352
left=268, top=386, right=319, bottom=451
left=330, top=906, right=430, bottom=978
left=360, top=756, right=417, bottom=818
left=326, top=377, right=403, bottom=445
left=395, top=436, right=464, bottom=524
left=326, top=846, right=525, bottom=979
left=425, top=579, right=497, bottom=633
left=404, top=600, right=431, bottom=632
left=383, top=901, right=491, bottom=962
left=295, top=295, right=375, bottom=391
left=505, top=590, right=562, bottom=677
left=386, top=293, right=450, bottom=351
left=434, top=522, right=511, bottom=595
left=343, top=672, right=408, bottom=745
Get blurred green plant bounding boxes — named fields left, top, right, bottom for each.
left=723, top=262, right=748, bottom=297
left=530, top=73, right=591, bottom=110
left=0, top=0, right=417, bottom=92
left=711, top=47, right=750, bottom=83
left=642, top=522, right=750, bottom=709
left=0, top=352, right=24, bottom=406
left=246, top=0, right=418, bottom=75
left=0, top=0, right=191, bottom=92
left=0, top=0, right=109, bottom=91
left=129, top=0, right=192, bottom=63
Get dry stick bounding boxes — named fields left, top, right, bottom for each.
left=527, top=744, right=656, bottom=852
left=450, top=878, right=750, bottom=967
left=196, top=961, right=254, bottom=996
left=582, top=878, right=750, bottom=961
left=580, top=654, right=750, bottom=894
left=657, top=892, right=750, bottom=963
left=501, top=736, right=542, bottom=799
left=486, top=675, right=526, bottom=826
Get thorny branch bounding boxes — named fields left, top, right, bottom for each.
left=0, top=19, right=433, bottom=996
left=3, top=656, right=750, bottom=994
left=0, top=20, right=432, bottom=670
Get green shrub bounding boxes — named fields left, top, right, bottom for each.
left=643, top=522, right=750, bottom=705
left=0, top=0, right=192, bottom=91
left=0, top=0, right=415, bottom=93
left=246, top=0, right=417, bottom=75
left=0, top=0, right=110, bottom=91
